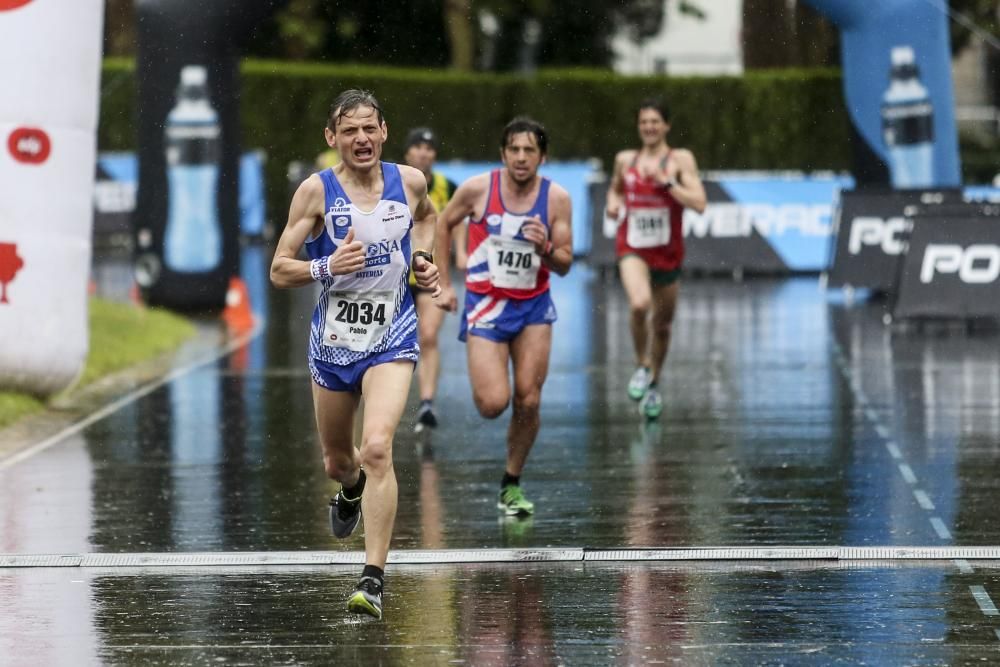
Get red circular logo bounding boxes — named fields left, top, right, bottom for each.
left=0, top=0, right=34, bottom=11
left=7, top=127, right=51, bottom=165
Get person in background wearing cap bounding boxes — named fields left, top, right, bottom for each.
left=403, top=127, right=464, bottom=432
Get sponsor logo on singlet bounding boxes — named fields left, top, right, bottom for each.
left=365, top=238, right=400, bottom=268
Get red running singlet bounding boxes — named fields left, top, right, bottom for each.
left=465, top=169, right=552, bottom=300
left=615, top=152, right=685, bottom=272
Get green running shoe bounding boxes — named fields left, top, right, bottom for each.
left=640, top=387, right=663, bottom=419
left=627, top=366, right=651, bottom=401
left=498, top=484, right=535, bottom=516
left=346, top=576, right=383, bottom=619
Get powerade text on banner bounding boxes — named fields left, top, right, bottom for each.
left=0, top=0, right=105, bottom=395
left=803, top=0, right=960, bottom=188
left=892, top=210, right=1000, bottom=320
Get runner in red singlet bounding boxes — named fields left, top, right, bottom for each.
left=435, top=117, right=573, bottom=518
left=606, top=98, right=706, bottom=419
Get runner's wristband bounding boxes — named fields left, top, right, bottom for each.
left=310, top=256, right=331, bottom=281
left=411, top=249, right=433, bottom=269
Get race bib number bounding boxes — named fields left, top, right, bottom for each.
left=322, top=290, right=394, bottom=351
left=627, top=208, right=671, bottom=249
left=487, top=236, right=540, bottom=290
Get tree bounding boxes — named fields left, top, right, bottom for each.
left=948, top=0, right=1000, bottom=56
left=103, top=0, right=136, bottom=57
left=742, top=0, right=838, bottom=70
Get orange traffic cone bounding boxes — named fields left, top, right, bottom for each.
left=222, top=276, right=254, bottom=333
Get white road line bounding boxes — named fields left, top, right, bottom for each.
left=913, top=489, right=936, bottom=511
left=955, top=559, right=974, bottom=574
left=885, top=441, right=903, bottom=460
left=970, top=585, right=999, bottom=616
left=930, top=517, right=952, bottom=540
left=875, top=424, right=890, bottom=439
left=898, top=463, right=918, bottom=485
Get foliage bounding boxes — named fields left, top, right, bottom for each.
left=948, top=0, right=1000, bottom=55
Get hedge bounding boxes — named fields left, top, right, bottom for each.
left=98, top=60, right=854, bottom=221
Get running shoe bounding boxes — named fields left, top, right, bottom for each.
left=627, top=366, right=651, bottom=401
left=329, top=492, right=362, bottom=538
left=640, top=387, right=663, bottom=419
left=415, top=401, right=438, bottom=431
left=497, top=484, right=535, bottom=516
left=346, top=576, right=383, bottom=619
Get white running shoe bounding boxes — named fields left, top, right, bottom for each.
left=627, top=367, right=651, bottom=401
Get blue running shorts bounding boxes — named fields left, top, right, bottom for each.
left=459, top=290, right=557, bottom=343
left=309, top=346, right=418, bottom=393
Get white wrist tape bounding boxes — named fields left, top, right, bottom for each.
left=310, top=256, right=332, bottom=281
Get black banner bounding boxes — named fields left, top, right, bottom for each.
left=133, top=0, right=282, bottom=311
left=892, top=209, right=1000, bottom=320
left=825, top=187, right=962, bottom=293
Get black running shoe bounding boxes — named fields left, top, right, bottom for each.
left=416, top=401, right=438, bottom=429
left=346, top=576, right=383, bottom=619
left=329, top=492, right=361, bottom=538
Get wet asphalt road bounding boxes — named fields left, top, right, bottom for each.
left=2, top=244, right=1000, bottom=664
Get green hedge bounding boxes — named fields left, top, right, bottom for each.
left=99, top=60, right=854, bottom=221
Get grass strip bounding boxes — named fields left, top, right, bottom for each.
left=0, top=298, right=196, bottom=430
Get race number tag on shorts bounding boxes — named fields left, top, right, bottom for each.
left=323, top=290, right=394, bottom=351
left=627, top=208, right=671, bottom=249
left=487, top=236, right=539, bottom=289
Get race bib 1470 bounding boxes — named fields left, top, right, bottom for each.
left=487, top=236, right=540, bottom=290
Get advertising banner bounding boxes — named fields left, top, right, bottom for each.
left=132, top=0, right=282, bottom=311
left=589, top=172, right=849, bottom=273
left=682, top=174, right=847, bottom=273
left=803, top=0, right=961, bottom=188
left=824, top=188, right=963, bottom=293
left=0, top=0, right=104, bottom=395
left=893, top=212, right=1000, bottom=320
left=94, top=151, right=265, bottom=240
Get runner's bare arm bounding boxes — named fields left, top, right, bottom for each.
left=270, top=176, right=328, bottom=288
left=543, top=184, right=573, bottom=276
left=605, top=150, right=633, bottom=219
left=452, top=218, right=469, bottom=270
left=401, top=165, right=437, bottom=256
left=435, top=174, right=488, bottom=290
left=668, top=149, right=707, bottom=213
left=400, top=165, right=441, bottom=294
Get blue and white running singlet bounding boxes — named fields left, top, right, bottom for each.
left=306, top=162, right=417, bottom=366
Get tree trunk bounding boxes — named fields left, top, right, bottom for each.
left=443, top=0, right=475, bottom=70
left=103, top=0, right=137, bottom=56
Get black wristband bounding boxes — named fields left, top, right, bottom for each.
left=412, top=249, right=433, bottom=268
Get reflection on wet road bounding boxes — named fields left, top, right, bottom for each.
left=2, top=245, right=1000, bottom=663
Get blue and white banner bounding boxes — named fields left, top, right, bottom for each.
left=683, top=172, right=852, bottom=273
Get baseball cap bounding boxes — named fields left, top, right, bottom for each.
left=404, top=127, right=437, bottom=151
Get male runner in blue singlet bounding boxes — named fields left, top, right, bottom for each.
left=270, top=90, right=441, bottom=620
